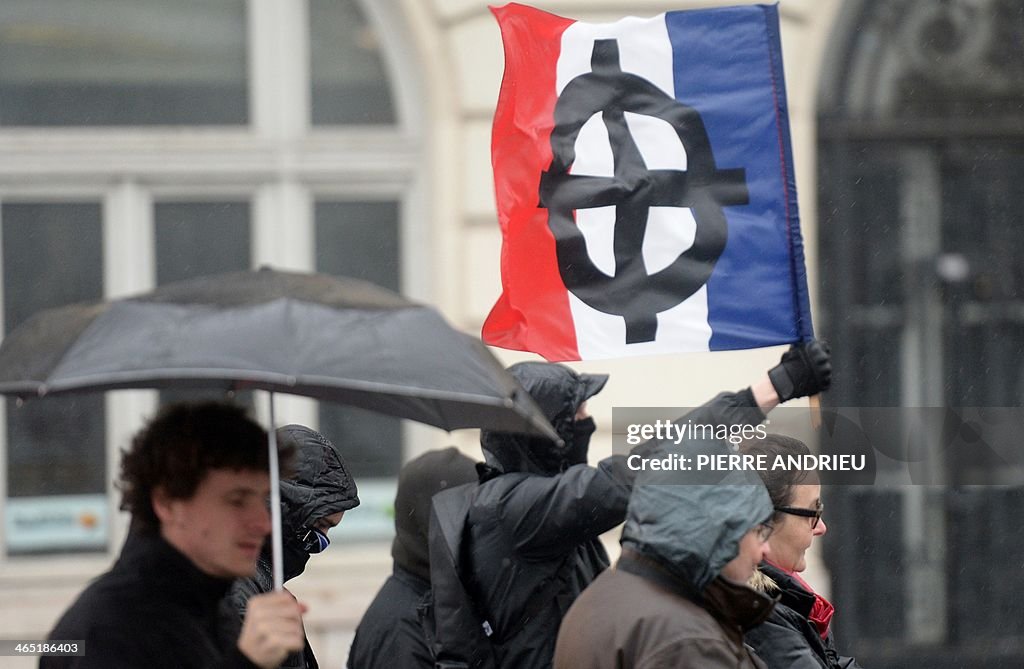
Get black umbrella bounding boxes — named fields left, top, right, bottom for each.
left=0, top=267, right=555, bottom=586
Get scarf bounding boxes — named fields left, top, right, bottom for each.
left=767, top=560, right=835, bottom=639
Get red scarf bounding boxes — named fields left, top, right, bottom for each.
left=768, top=562, right=835, bottom=639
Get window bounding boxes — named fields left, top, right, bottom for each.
left=155, top=201, right=251, bottom=284
left=155, top=200, right=254, bottom=408
left=309, top=0, right=395, bottom=125
left=0, top=0, right=421, bottom=557
left=2, top=202, right=107, bottom=553
left=315, top=200, right=402, bottom=480
left=0, top=0, right=248, bottom=126
left=818, top=0, right=1024, bottom=451
left=817, top=0, right=1024, bottom=663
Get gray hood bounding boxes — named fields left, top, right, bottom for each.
left=621, top=439, right=772, bottom=593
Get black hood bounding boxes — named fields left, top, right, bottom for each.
left=273, top=424, right=360, bottom=580
left=391, top=447, right=478, bottom=581
left=480, top=362, right=607, bottom=476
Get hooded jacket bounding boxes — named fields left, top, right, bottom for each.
left=219, top=425, right=360, bottom=669
left=745, top=562, right=863, bottom=669
left=348, top=447, right=478, bottom=669
left=478, top=361, right=608, bottom=477
left=437, top=363, right=766, bottom=669
left=553, top=432, right=776, bottom=668
left=438, top=362, right=617, bottom=669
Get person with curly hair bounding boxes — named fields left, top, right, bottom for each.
left=43, top=402, right=306, bottom=669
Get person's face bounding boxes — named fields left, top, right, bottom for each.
left=767, top=483, right=826, bottom=573
left=719, top=524, right=772, bottom=583
left=154, top=468, right=272, bottom=579
left=312, top=510, right=345, bottom=536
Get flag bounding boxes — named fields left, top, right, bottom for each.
left=483, top=2, right=812, bottom=362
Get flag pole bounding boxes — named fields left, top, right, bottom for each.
left=808, top=394, right=821, bottom=429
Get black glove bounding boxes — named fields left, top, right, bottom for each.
left=768, top=340, right=831, bottom=402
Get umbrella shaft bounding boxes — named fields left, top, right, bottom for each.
left=268, top=391, right=284, bottom=591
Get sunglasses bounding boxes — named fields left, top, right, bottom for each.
left=773, top=501, right=824, bottom=529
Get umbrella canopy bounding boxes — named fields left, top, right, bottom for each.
left=0, top=267, right=561, bottom=590
left=0, top=267, right=557, bottom=441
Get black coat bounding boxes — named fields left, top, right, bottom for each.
left=745, top=563, right=864, bottom=669
left=462, top=454, right=635, bottom=669
left=435, top=362, right=620, bottom=669
left=349, top=448, right=478, bottom=669
left=42, top=531, right=258, bottom=669
left=455, top=360, right=764, bottom=669
left=347, top=566, right=434, bottom=669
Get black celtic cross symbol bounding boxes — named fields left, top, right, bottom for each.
left=539, top=38, right=749, bottom=344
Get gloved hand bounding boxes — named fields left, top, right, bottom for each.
left=768, top=339, right=831, bottom=402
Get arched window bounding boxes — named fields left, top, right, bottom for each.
left=0, top=0, right=418, bottom=556
left=820, top=0, right=1024, bottom=412
left=818, top=1, right=1024, bottom=665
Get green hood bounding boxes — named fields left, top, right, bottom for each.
left=621, top=439, right=772, bottom=593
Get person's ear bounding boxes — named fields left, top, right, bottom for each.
left=152, top=486, right=179, bottom=526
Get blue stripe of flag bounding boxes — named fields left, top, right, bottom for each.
left=665, top=4, right=812, bottom=349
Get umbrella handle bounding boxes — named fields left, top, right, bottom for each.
left=267, top=391, right=284, bottom=591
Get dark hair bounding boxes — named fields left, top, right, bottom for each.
left=118, top=402, right=292, bottom=532
left=738, top=434, right=817, bottom=514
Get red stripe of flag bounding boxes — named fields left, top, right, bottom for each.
left=484, top=3, right=579, bottom=361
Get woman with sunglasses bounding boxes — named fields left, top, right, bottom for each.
left=741, top=435, right=864, bottom=669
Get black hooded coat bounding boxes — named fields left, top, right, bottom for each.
left=431, top=362, right=772, bottom=669
left=218, top=425, right=359, bottom=669
left=347, top=447, right=479, bottom=669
